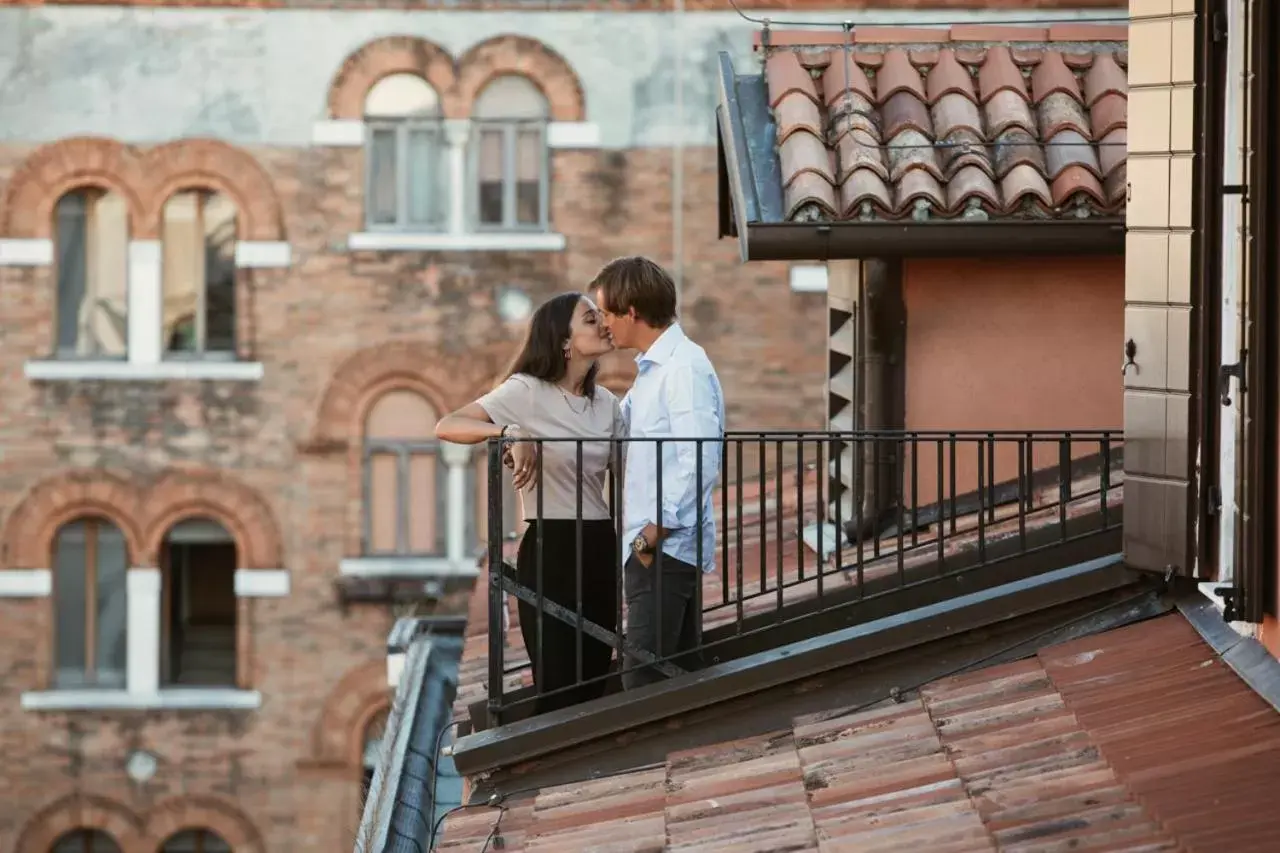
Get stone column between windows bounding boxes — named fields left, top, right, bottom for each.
left=444, top=119, right=471, bottom=236
left=127, top=241, right=163, bottom=365
left=126, top=567, right=162, bottom=695
left=440, top=441, right=472, bottom=565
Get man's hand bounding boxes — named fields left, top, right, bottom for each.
left=635, top=523, right=661, bottom=567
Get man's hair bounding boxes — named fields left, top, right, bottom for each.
left=588, top=256, right=678, bottom=328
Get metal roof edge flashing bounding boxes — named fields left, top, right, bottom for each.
left=451, top=554, right=1148, bottom=777
left=1177, top=595, right=1280, bottom=714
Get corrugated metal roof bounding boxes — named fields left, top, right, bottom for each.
left=438, top=613, right=1280, bottom=851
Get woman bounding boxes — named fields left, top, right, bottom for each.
left=435, top=292, right=624, bottom=714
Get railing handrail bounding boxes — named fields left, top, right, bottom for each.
left=483, top=429, right=1125, bottom=728
left=490, top=429, right=1121, bottom=443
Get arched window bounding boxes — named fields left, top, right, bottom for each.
left=363, top=390, right=443, bottom=556
left=359, top=707, right=389, bottom=816
left=159, top=830, right=231, bottom=853
left=160, top=518, right=237, bottom=687
left=365, top=73, right=445, bottom=231
left=161, top=191, right=238, bottom=358
left=50, top=829, right=122, bottom=853
left=53, top=518, right=128, bottom=688
left=53, top=189, right=129, bottom=358
left=472, top=75, right=550, bottom=231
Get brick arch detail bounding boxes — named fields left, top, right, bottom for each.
left=1, top=470, right=146, bottom=569
left=328, top=36, right=460, bottom=120
left=141, top=139, right=284, bottom=241
left=141, top=796, right=265, bottom=853
left=310, top=659, right=391, bottom=766
left=15, top=794, right=145, bottom=853
left=456, top=34, right=586, bottom=121
left=0, top=137, right=148, bottom=238
left=140, top=469, right=283, bottom=569
left=308, top=339, right=516, bottom=448
left=0, top=137, right=283, bottom=241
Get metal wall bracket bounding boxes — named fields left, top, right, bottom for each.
left=1220, top=349, right=1249, bottom=406
left=1217, top=585, right=1243, bottom=623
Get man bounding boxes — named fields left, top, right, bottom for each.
left=590, top=256, right=724, bottom=689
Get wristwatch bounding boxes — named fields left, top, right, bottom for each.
left=631, top=533, right=653, bottom=557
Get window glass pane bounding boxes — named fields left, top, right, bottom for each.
left=369, top=452, right=400, bottom=553
left=406, top=128, right=440, bottom=227
left=54, top=521, right=89, bottom=686
left=87, top=192, right=130, bottom=357
left=52, top=829, right=124, bottom=853
left=365, top=390, right=436, bottom=440
left=365, top=74, right=439, bottom=119
left=203, top=193, right=238, bottom=354
left=477, top=129, right=505, bottom=225
left=56, top=191, right=129, bottom=358
left=161, top=830, right=232, bottom=853
left=162, top=192, right=202, bottom=354
left=473, top=75, right=549, bottom=120
left=95, top=523, right=128, bottom=689
left=368, top=128, right=399, bottom=226
left=515, top=128, right=543, bottom=226
left=407, top=452, right=440, bottom=554
left=54, top=193, right=89, bottom=354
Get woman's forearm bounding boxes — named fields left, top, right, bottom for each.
left=434, top=415, right=505, bottom=444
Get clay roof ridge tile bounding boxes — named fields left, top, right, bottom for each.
left=766, top=51, right=820, bottom=108
left=927, top=48, right=978, bottom=105
left=875, top=47, right=927, bottom=104
left=978, top=45, right=1030, bottom=105
left=1031, top=50, right=1084, bottom=104
left=1083, top=52, right=1129, bottom=106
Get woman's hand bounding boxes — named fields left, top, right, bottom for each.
left=506, top=427, right=540, bottom=490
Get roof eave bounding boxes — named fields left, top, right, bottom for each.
left=716, top=51, right=786, bottom=262
left=743, top=218, right=1127, bottom=261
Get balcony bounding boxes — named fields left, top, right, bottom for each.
left=353, top=427, right=1185, bottom=852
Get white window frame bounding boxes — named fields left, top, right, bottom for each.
left=364, top=118, right=448, bottom=233
left=469, top=119, right=551, bottom=233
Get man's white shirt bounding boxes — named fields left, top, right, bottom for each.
left=620, top=323, right=725, bottom=573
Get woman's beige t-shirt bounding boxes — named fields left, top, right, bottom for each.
left=479, top=374, right=625, bottom=521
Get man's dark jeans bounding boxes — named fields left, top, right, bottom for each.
left=621, top=553, right=704, bottom=690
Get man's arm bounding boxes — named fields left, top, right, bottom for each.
left=641, top=365, right=722, bottom=548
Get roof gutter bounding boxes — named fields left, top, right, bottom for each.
left=744, top=219, right=1126, bottom=261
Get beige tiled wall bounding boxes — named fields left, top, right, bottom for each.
left=1124, top=0, right=1198, bottom=573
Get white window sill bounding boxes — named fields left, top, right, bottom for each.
left=25, top=360, right=265, bottom=382
left=21, top=688, right=262, bottom=711
left=347, top=231, right=566, bottom=253
left=0, top=569, right=52, bottom=597
left=339, top=556, right=479, bottom=579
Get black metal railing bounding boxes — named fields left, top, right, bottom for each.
left=485, top=429, right=1122, bottom=727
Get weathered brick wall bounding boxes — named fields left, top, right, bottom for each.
left=0, top=136, right=825, bottom=851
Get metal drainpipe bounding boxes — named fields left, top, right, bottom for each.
left=859, top=260, right=888, bottom=535
left=672, top=0, right=685, bottom=308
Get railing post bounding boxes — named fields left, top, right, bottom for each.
left=486, top=438, right=506, bottom=729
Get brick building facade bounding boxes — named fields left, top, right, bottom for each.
left=0, top=7, right=829, bottom=853
left=0, top=1, right=1119, bottom=851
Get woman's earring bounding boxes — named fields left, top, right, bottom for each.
left=563, top=347, right=571, bottom=361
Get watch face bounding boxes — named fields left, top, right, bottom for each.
left=632, top=534, right=648, bottom=554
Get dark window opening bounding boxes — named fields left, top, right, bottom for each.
left=51, top=829, right=122, bottom=853
left=159, top=830, right=231, bottom=853
left=162, top=519, right=237, bottom=687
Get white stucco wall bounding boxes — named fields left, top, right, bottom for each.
left=0, top=6, right=1122, bottom=149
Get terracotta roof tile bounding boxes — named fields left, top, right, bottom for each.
left=759, top=25, right=1127, bottom=223
left=444, top=614, right=1280, bottom=851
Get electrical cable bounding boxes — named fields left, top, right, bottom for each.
left=725, top=0, right=1129, bottom=30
